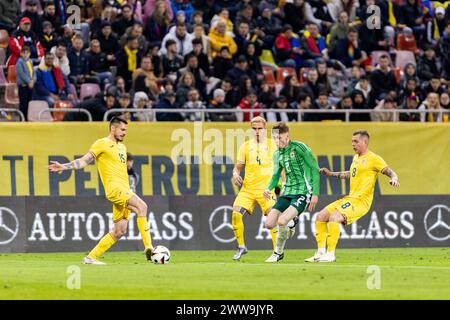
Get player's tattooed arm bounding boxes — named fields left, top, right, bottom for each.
left=320, top=168, right=350, bottom=179
left=49, top=152, right=94, bottom=173
left=381, top=167, right=400, bottom=187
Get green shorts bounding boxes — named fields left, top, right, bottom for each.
left=273, top=194, right=311, bottom=215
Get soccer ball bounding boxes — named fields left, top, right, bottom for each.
left=150, top=245, right=171, bottom=264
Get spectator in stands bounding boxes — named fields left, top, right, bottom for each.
left=283, top=0, right=310, bottom=34
left=299, top=68, right=326, bottom=101
left=183, top=88, right=206, bottom=121
left=210, top=7, right=234, bottom=37
left=91, top=4, right=116, bottom=36
left=176, top=71, right=196, bottom=107
left=350, top=89, right=371, bottom=121
left=7, top=17, right=45, bottom=67
left=39, top=21, right=58, bottom=53
left=244, top=42, right=263, bottom=80
left=132, top=56, right=160, bottom=97
left=108, top=92, right=132, bottom=121
left=172, top=10, right=192, bottom=33
left=207, top=88, right=236, bottom=121
left=426, top=7, right=447, bottom=46
left=235, top=75, right=256, bottom=105
left=235, top=3, right=256, bottom=30
left=354, top=75, right=375, bottom=108
left=161, top=39, right=183, bottom=81
left=280, top=75, right=301, bottom=105
left=300, top=22, right=329, bottom=66
left=127, top=152, right=139, bottom=193
left=68, top=36, right=95, bottom=87
left=120, top=22, right=148, bottom=54
left=143, top=0, right=173, bottom=24
left=346, top=65, right=362, bottom=94
left=423, top=75, right=446, bottom=96
left=160, top=22, right=193, bottom=57
left=188, top=38, right=211, bottom=78
left=145, top=0, right=171, bottom=45
left=16, top=46, right=35, bottom=121
left=237, top=89, right=263, bottom=122
left=148, top=43, right=163, bottom=77
left=400, top=78, right=424, bottom=104
left=190, top=10, right=209, bottom=33
left=42, top=2, right=62, bottom=33
left=369, top=54, right=399, bottom=101
left=117, top=36, right=143, bottom=90
left=192, top=23, right=212, bottom=57
left=316, top=59, right=333, bottom=95
left=94, top=21, right=120, bottom=66
left=19, top=0, right=42, bottom=35
left=257, top=80, right=276, bottom=108
left=439, top=22, right=450, bottom=81
left=132, top=91, right=154, bottom=121
left=400, top=0, right=426, bottom=44
left=179, top=53, right=208, bottom=98
left=329, top=0, right=357, bottom=23
left=214, top=77, right=238, bottom=107
left=226, top=55, right=257, bottom=87
left=266, top=95, right=295, bottom=122
left=234, top=21, right=257, bottom=57
left=308, top=0, right=335, bottom=34
left=68, top=90, right=117, bottom=121
left=399, top=94, right=421, bottom=122
left=33, top=52, right=71, bottom=107
left=213, top=46, right=233, bottom=79
left=87, top=39, right=114, bottom=89
left=209, top=19, right=237, bottom=58
left=359, top=12, right=391, bottom=54
left=171, top=0, right=195, bottom=22
left=112, top=4, right=136, bottom=37
left=155, top=91, right=183, bottom=121
left=400, top=63, right=419, bottom=88
left=256, top=6, right=282, bottom=49
left=419, top=92, right=443, bottom=122
left=330, top=28, right=365, bottom=68
left=328, top=11, right=350, bottom=51
left=0, top=0, right=20, bottom=32
left=417, top=46, right=441, bottom=82
left=371, top=96, right=397, bottom=122
left=440, top=92, right=450, bottom=110
left=274, top=24, right=299, bottom=69
left=41, top=41, right=70, bottom=77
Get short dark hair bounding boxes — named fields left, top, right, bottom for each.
left=176, top=22, right=187, bottom=28
left=380, top=54, right=389, bottom=60
left=165, top=39, right=176, bottom=48
left=21, top=46, right=30, bottom=53
left=272, top=122, right=289, bottom=134
left=57, top=41, right=67, bottom=48
left=353, top=130, right=370, bottom=139
left=109, top=116, right=128, bottom=129
left=122, top=4, right=132, bottom=10
left=348, top=28, right=358, bottom=34
left=127, top=152, right=134, bottom=161
left=297, top=93, right=309, bottom=102
left=282, top=24, right=293, bottom=33
left=192, top=38, right=203, bottom=46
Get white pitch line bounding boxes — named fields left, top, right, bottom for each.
left=178, top=262, right=450, bottom=270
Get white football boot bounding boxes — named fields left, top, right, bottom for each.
left=265, top=251, right=284, bottom=263
left=317, top=252, right=336, bottom=262
left=304, top=251, right=326, bottom=262
left=82, top=256, right=106, bottom=265
left=232, top=246, right=248, bottom=260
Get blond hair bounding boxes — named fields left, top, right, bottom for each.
left=250, top=116, right=266, bottom=126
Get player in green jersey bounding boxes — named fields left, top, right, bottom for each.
left=263, top=122, right=320, bottom=262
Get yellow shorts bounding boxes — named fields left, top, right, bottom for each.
left=325, top=197, right=370, bottom=225
left=233, top=189, right=276, bottom=215
left=106, top=187, right=135, bottom=222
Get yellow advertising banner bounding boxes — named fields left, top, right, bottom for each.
left=0, top=122, right=449, bottom=196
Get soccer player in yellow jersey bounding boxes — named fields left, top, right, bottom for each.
left=48, top=117, right=154, bottom=265
left=231, top=116, right=279, bottom=260
left=306, top=130, right=400, bottom=262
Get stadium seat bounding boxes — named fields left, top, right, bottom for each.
left=276, top=67, right=297, bottom=85
left=396, top=33, right=418, bottom=52
left=52, top=100, right=73, bottom=121
left=28, top=100, right=52, bottom=122
left=7, top=65, right=16, bottom=83
left=79, top=83, right=101, bottom=101
left=395, top=50, right=416, bottom=69
left=260, top=49, right=278, bottom=70
left=298, top=68, right=310, bottom=84
left=0, top=30, right=8, bottom=49
left=393, top=67, right=402, bottom=83
left=371, top=51, right=392, bottom=66
left=5, top=83, right=19, bottom=106
left=69, top=83, right=79, bottom=103
left=262, top=66, right=276, bottom=87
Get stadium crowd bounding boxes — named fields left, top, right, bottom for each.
left=0, top=0, right=449, bottom=122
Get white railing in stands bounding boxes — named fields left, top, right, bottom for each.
left=38, top=108, right=93, bottom=121
left=0, top=108, right=25, bottom=122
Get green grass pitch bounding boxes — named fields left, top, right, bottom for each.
left=1, top=248, right=449, bottom=300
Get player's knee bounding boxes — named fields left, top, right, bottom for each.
left=113, top=228, right=126, bottom=239
left=329, top=212, right=343, bottom=223
left=316, top=211, right=329, bottom=222
left=277, top=216, right=288, bottom=226
left=137, top=201, right=148, bottom=216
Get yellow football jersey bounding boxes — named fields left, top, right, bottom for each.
left=89, top=137, right=129, bottom=195
left=349, top=151, right=388, bottom=206
left=237, top=139, right=277, bottom=191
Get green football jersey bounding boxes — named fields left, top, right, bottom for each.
left=267, top=140, right=320, bottom=196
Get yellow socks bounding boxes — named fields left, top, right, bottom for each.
left=270, top=227, right=278, bottom=251
left=88, top=232, right=116, bottom=259
left=232, top=211, right=245, bottom=247
left=327, top=222, right=341, bottom=252
left=137, top=216, right=153, bottom=250
left=316, top=220, right=328, bottom=251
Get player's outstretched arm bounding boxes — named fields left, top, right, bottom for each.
left=381, top=167, right=400, bottom=187
left=48, top=152, right=95, bottom=173
left=320, top=168, right=350, bottom=179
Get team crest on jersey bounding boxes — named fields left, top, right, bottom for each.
left=290, top=151, right=295, bottom=158
left=361, top=158, right=367, bottom=165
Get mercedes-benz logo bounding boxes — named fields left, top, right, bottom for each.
left=424, top=205, right=450, bottom=241
left=0, top=207, right=19, bottom=245
left=209, top=206, right=235, bottom=243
